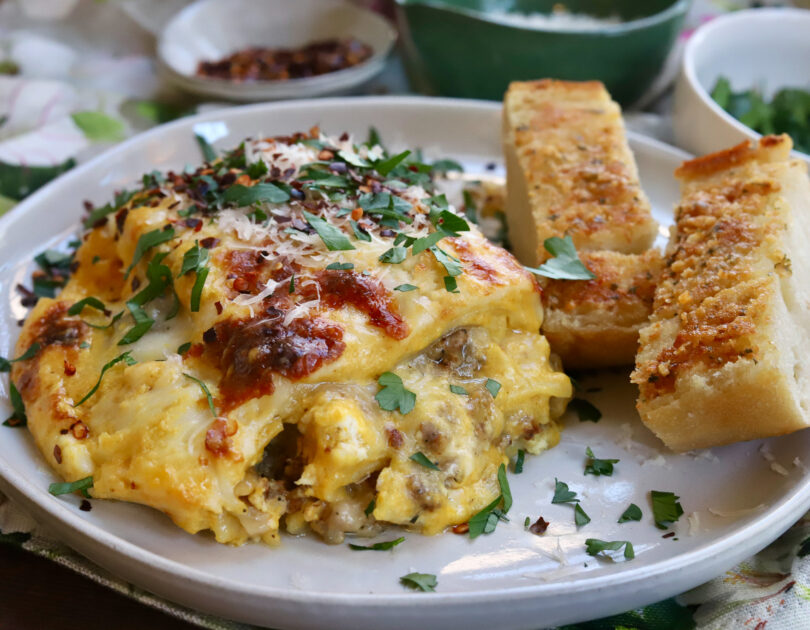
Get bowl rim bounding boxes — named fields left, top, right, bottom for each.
left=680, top=6, right=810, bottom=160
left=157, top=0, right=397, bottom=91
left=393, top=0, right=691, bottom=33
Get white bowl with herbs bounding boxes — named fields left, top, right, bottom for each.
left=673, top=8, right=810, bottom=163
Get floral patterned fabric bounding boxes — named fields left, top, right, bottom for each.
left=1, top=1, right=809, bottom=628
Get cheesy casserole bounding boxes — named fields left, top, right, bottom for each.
left=11, top=129, right=571, bottom=545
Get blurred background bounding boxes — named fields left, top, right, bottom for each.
left=0, top=0, right=807, bottom=218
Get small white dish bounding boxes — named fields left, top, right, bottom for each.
left=3, top=96, right=810, bottom=629
left=673, top=8, right=810, bottom=163
left=157, top=0, right=397, bottom=101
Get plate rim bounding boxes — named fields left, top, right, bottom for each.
left=1, top=95, right=808, bottom=621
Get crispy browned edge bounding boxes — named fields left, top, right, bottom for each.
left=503, top=78, right=660, bottom=368
left=632, top=134, right=810, bottom=450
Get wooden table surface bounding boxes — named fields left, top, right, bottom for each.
left=0, top=543, right=197, bottom=629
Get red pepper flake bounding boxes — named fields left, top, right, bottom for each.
left=350, top=207, right=363, bottom=221
left=214, top=301, right=223, bottom=315
left=53, top=444, right=62, bottom=464
left=63, top=360, right=76, bottom=376
left=200, top=237, right=220, bottom=249
left=529, top=517, right=549, bottom=535
left=452, top=523, right=470, bottom=535
left=70, top=421, right=89, bottom=440
left=662, top=531, right=676, bottom=539
left=79, top=499, right=92, bottom=512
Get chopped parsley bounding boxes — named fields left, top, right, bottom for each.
left=0, top=343, right=40, bottom=372
left=449, top=384, right=468, bottom=395
left=118, top=301, right=154, bottom=345
left=443, top=276, right=459, bottom=293
left=302, top=210, right=355, bottom=251
left=74, top=352, right=136, bottom=407
left=195, top=133, right=217, bottom=162
left=178, top=241, right=210, bottom=312
left=364, top=499, right=376, bottom=516
left=3, top=383, right=26, bottom=427
left=325, top=262, right=354, bottom=271
left=430, top=159, right=463, bottom=173
left=192, top=272, right=210, bottom=309
left=584, top=447, right=619, bottom=476
left=375, top=372, right=415, bottom=414
left=585, top=538, right=635, bottom=561
left=66, top=297, right=107, bottom=317
left=222, top=182, right=290, bottom=206
left=468, top=463, right=512, bottom=538
left=651, top=490, right=684, bottom=530
left=123, top=227, right=175, bottom=278
left=375, top=150, right=411, bottom=177
left=485, top=378, right=501, bottom=398
left=430, top=246, right=462, bottom=278
left=394, top=284, right=417, bottom=292
left=574, top=503, right=591, bottom=527
left=379, top=246, right=407, bottom=264
left=177, top=342, right=192, bottom=355
left=618, top=503, right=643, bottom=524
left=551, top=478, right=579, bottom=504
left=410, top=452, right=439, bottom=471
left=710, top=77, right=810, bottom=154
left=400, top=572, right=437, bottom=593
left=183, top=373, right=217, bottom=417
left=289, top=273, right=295, bottom=294
left=514, top=449, right=525, bottom=474
left=568, top=398, right=602, bottom=423
left=350, top=219, right=371, bottom=242
left=49, top=476, right=93, bottom=498
left=525, top=235, right=595, bottom=281
left=349, top=537, right=404, bottom=551
left=498, top=462, right=512, bottom=512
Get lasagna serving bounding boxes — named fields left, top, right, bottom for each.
left=11, top=129, right=571, bottom=545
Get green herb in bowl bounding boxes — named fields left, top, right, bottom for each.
left=710, top=77, right=810, bottom=155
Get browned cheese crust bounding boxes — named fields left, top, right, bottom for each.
left=632, top=135, right=810, bottom=451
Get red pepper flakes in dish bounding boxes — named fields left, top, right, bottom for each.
left=196, top=39, right=373, bottom=82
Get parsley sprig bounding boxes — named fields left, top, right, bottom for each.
left=526, top=236, right=595, bottom=281
left=74, top=352, right=136, bottom=407
left=375, top=372, right=416, bottom=414
left=584, top=447, right=619, bottom=476
left=651, top=491, right=684, bottom=530
left=349, top=537, right=404, bottom=551
left=0, top=343, right=40, bottom=372
left=468, top=463, right=512, bottom=538
left=585, top=538, right=635, bottom=561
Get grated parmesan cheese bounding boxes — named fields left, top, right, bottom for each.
left=708, top=504, right=766, bottom=518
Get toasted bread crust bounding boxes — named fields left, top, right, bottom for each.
left=542, top=250, right=663, bottom=368
left=503, top=79, right=660, bottom=368
left=633, top=135, right=810, bottom=450
left=503, top=79, right=657, bottom=263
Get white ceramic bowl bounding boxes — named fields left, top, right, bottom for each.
left=673, top=7, right=810, bottom=163
left=157, top=0, right=397, bottom=101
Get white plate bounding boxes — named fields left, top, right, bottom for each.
left=158, top=0, right=396, bottom=102
left=1, top=97, right=810, bottom=630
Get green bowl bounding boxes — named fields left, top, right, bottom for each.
left=395, top=0, right=690, bottom=105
